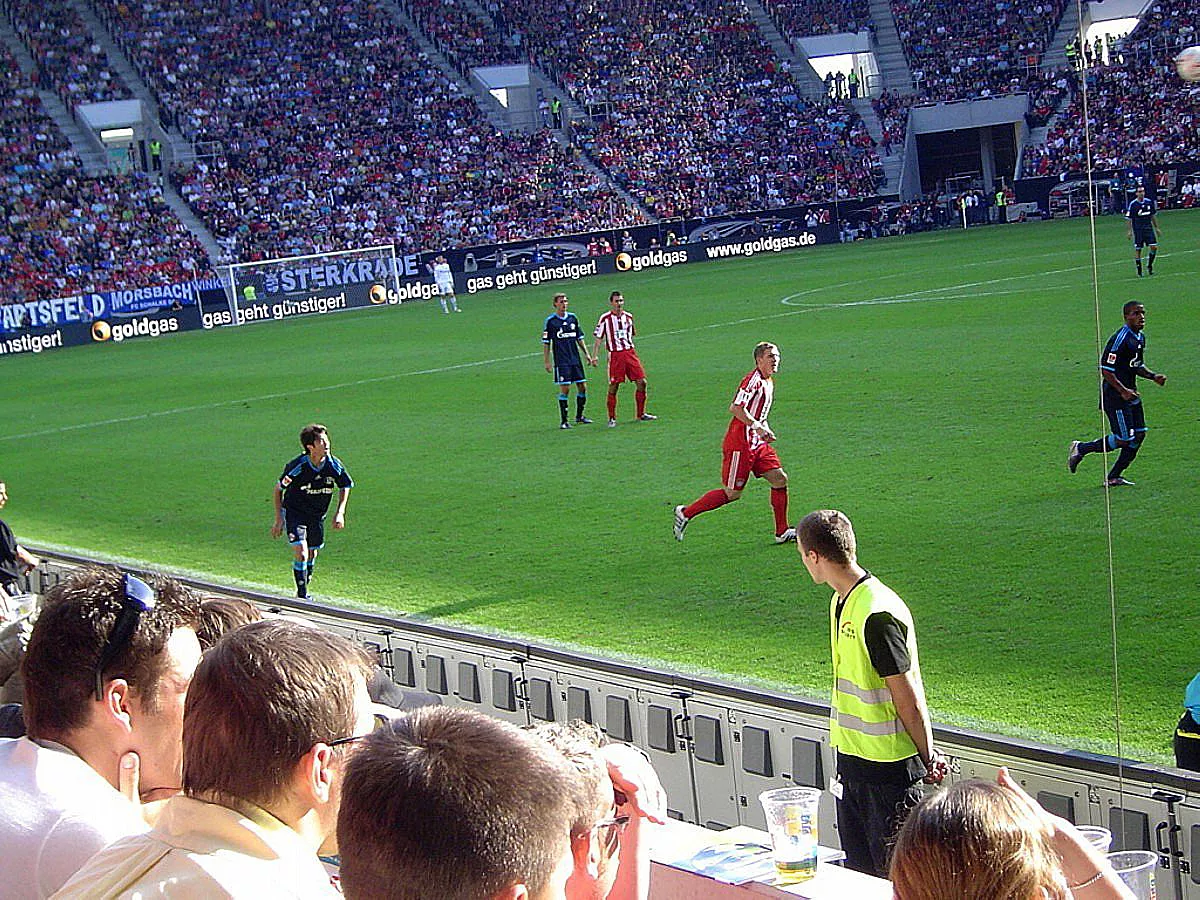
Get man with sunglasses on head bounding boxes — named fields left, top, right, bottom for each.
left=56, top=619, right=376, bottom=898
left=0, top=566, right=202, bottom=899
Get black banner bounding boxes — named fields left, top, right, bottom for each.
left=0, top=306, right=202, bottom=356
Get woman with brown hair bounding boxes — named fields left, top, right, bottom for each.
left=890, top=768, right=1134, bottom=899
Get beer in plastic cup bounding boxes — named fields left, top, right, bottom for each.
left=758, top=787, right=821, bottom=883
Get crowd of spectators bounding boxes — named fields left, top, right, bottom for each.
left=1023, top=66, right=1075, bottom=128
left=496, top=0, right=883, bottom=218
left=92, top=0, right=645, bottom=261
left=2, top=0, right=130, bottom=109
left=870, top=90, right=914, bottom=155
left=398, top=0, right=521, bottom=75
left=763, top=0, right=872, bottom=42
left=1022, top=0, right=1200, bottom=177
left=891, top=0, right=1067, bottom=101
left=0, top=46, right=208, bottom=305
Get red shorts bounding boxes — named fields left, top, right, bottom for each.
left=722, top=444, right=782, bottom=491
left=608, top=349, right=646, bottom=384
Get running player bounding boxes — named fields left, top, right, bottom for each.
left=674, top=342, right=794, bottom=543
left=1067, top=301, right=1167, bottom=486
left=590, top=290, right=657, bottom=427
left=271, top=424, right=353, bottom=597
left=1125, top=184, right=1160, bottom=277
left=543, top=294, right=597, bottom=429
left=429, top=255, right=460, bottom=312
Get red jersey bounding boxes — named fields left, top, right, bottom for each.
left=594, top=310, right=636, bottom=352
left=723, top=368, right=774, bottom=451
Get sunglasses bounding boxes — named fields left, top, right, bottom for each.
left=593, top=813, right=632, bottom=855
left=94, top=573, right=157, bottom=701
left=327, top=712, right=394, bottom=749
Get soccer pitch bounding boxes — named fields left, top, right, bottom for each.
left=7, top=214, right=1197, bottom=763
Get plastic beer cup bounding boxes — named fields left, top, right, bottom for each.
left=759, top=787, right=821, bottom=883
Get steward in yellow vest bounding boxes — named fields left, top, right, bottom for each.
left=797, top=509, right=948, bottom=878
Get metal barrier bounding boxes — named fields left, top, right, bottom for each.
left=16, top=551, right=1200, bottom=898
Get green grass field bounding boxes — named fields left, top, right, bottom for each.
left=5, top=213, right=1197, bottom=763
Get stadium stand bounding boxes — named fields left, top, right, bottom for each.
left=0, top=46, right=208, bottom=304
left=1022, top=0, right=1200, bottom=177
left=2, top=0, right=131, bottom=108
left=890, top=0, right=1067, bottom=101
left=398, top=0, right=522, bottom=75
left=496, top=0, right=883, bottom=217
left=762, top=0, right=873, bottom=41
left=90, top=0, right=646, bottom=261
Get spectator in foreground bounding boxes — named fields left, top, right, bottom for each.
left=194, top=595, right=263, bottom=650
left=1174, top=672, right=1200, bottom=772
left=890, top=768, right=1134, bottom=900
left=337, top=705, right=579, bottom=899
left=0, top=567, right=202, bottom=898
left=55, top=619, right=375, bottom=898
left=533, top=721, right=667, bottom=900
left=0, top=481, right=40, bottom=607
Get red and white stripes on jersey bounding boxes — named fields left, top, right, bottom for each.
left=594, top=310, right=637, bottom=352
left=724, top=368, right=774, bottom=450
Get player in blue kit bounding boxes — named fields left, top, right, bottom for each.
left=542, top=293, right=597, bottom=429
left=271, top=423, right=353, bottom=597
left=1067, top=302, right=1167, bottom=486
left=1125, top=184, right=1160, bottom=277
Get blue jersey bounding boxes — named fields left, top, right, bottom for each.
left=1126, top=197, right=1156, bottom=231
left=542, top=313, right=584, bottom=367
left=1099, top=324, right=1146, bottom=408
left=279, top=454, right=353, bottom=520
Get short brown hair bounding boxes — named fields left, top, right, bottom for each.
left=299, top=423, right=327, bottom=451
left=753, top=341, right=777, bottom=360
left=890, top=780, right=1069, bottom=900
left=338, top=707, right=575, bottom=900
left=796, top=509, right=856, bottom=566
left=22, top=567, right=200, bottom=740
left=195, top=596, right=263, bottom=651
left=183, top=619, right=372, bottom=808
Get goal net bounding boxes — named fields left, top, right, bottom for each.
left=223, top=244, right=402, bottom=327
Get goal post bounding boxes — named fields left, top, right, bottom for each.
left=223, top=244, right=403, bottom=327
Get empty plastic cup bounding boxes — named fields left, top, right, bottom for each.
left=758, top=787, right=821, bottom=884
left=1106, top=850, right=1157, bottom=900
left=1077, top=826, right=1112, bottom=854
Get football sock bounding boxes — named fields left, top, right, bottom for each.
left=1148, top=250, right=1156, bottom=273
left=607, top=393, right=617, bottom=420
left=684, top=489, right=731, bottom=519
left=1078, top=438, right=1105, bottom=456
left=1136, top=259, right=1142, bottom=276
left=1108, top=444, right=1139, bottom=479
left=293, top=560, right=308, bottom=597
left=306, top=560, right=314, bottom=581
left=558, top=394, right=569, bottom=424
left=635, top=389, right=647, bottom=418
left=576, top=392, right=587, bottom=419
left=439, top=298, right=449, bottom=313
left=770, top=486, right=789, bottom=535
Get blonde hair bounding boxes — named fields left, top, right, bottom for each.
left=890, top=780, right=1070, bottom=900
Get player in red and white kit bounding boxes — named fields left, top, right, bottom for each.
left=674, top=342, right=794, bottom=543
left=591, top=291, right=657, bottom=427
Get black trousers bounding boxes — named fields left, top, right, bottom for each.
left=1175, top=712, right=1200, bottom=772
left=837, top=778, right=923, bottom=878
